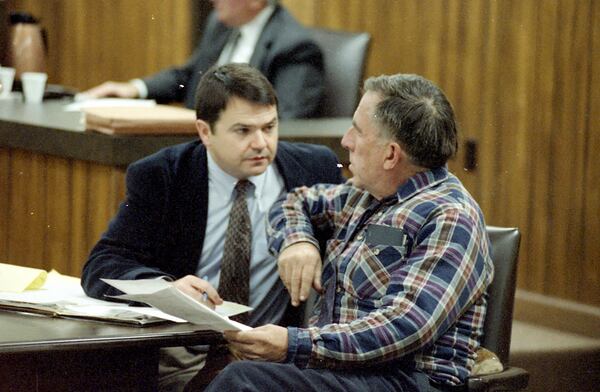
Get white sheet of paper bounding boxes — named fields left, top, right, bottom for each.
left=64, top=98, right=156, bottom=112
left=102, top=278, right=252, bottom=332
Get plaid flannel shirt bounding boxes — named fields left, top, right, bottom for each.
left=268, top=166, right=493, bottom=386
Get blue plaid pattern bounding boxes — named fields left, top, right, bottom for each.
left=268, top=166, right=494, bottom=386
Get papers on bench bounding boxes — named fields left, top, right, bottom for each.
left=0, top=267, right=182, bottom=326
left=103, top=278, right=253, bottom=332
left=82, top=104, right=197, bottom=135
left=64, top=97, right=198, bottom=135
left=64, top=98, right=157, bottom=112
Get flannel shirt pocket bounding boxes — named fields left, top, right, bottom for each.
left=350, top=242, right=406, bottom=300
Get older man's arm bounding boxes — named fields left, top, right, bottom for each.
left=268, top=183, right=351, bottom=306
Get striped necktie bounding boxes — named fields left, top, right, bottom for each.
left=219, top=180, right=252, bottom=323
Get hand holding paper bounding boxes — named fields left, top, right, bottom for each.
left=172, top=274, right=223, bottom=308
left=102, top=278, right=253, bottom=332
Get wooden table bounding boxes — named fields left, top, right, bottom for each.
left=0, top=310, right=223, bottom=391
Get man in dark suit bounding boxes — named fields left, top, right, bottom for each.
left=81, top=63, right=343, bottom=391
left=82, top=0, right=324, bottom=119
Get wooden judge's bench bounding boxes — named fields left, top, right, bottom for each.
left=0, top=99, right=349, bottom=276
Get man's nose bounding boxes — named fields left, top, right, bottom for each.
left=251, top=131, right=268, bottom=149
left=341, top=128, right=352, bottom=150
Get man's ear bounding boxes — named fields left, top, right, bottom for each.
left=383, top=141, right=405, bottom=170
left=196, top=119, right=211, bottom=146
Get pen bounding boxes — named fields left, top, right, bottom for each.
left=202, top=275, right=209, bottom=302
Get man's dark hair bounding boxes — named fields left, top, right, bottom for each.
left=364, top=74, right=458, bottom=169
left=195, top=63, right=278, bottom=130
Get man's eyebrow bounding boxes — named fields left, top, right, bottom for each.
left=265, top=117, right=279, bottom=126
left=262, top=117, right=278, bottom=127
left=229, top=116, right=278, bottom=130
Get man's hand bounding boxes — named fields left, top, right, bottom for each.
left=224, top=324, right=288, bottom=362
left=173, top=275, right=223, bottom=309
left=81, top=81, right=139, bottom=99
left=278, top=242, right=322, bottom=306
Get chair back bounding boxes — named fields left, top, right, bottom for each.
left=482, top=226, right=521, bottom=365
left=309, top=27, right=370, bottom=117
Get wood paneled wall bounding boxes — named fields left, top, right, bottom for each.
left=5, top=0, right=194, bottom=89
left=3, top=1, right=598, bottom=307
left=282, top=0, right=600, bottom=307
left=0, top=148, right=125, bottom=276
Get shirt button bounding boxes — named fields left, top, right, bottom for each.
left=357, top=234, right=364, bottom=241
left=374, top=249, right=380, bottom=255
left=336, top=286, right=341, bottom=293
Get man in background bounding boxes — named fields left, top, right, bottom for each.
left=81, top=63, right=342, bottom=391
left=82, top=0, right=324, bottom=119
left=205, top=73, right=494, bottom=391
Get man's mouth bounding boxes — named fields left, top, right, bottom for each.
left=247, top=156, right=268, bottom=162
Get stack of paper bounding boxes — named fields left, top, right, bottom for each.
left=83, top=104, right=197, bottom=135
left=0, top=264, right=180, bottom=326
left=0, top=263, right=252, bottom=330
left=64, top=98, right=157, bottom=112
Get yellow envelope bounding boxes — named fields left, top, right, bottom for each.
left=0, top=263, right=48, bottom=292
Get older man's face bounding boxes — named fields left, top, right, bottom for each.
left=210, top=0, right=266, bottom=27
left=341, top=91, right=389, bottom=195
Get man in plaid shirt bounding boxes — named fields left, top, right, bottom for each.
left=205, top=74, right=494, bottom=391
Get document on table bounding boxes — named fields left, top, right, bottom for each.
left=0, top=270, right=183, bottom=326
left=102, top=278, right=253, bottom=332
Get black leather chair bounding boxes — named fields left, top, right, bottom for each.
left=308, top=27, right=371, bottom=117
left=467, top=226, right=529, bottom=391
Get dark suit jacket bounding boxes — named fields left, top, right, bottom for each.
left=81, top=141, right=344, bottom=300
left=143, top=5, right=324, bottom=119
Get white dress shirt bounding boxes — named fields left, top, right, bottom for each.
left=217, top=5, right=275, bottom=65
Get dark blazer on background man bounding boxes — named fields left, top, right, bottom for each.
left=81, top=141, right=344, bottom=299
left=143, top=5, right=325, bottom=119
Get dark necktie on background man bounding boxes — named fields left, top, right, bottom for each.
left=220, top=29, right=241, bottom=65
left=219, top=180, right=252, bottom=324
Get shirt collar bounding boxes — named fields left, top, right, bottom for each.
left=239, top=5, right=275, bottom=40
left=206, top=150, right=270, bottom=200
left=394, top=165, right=450, bottom=203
